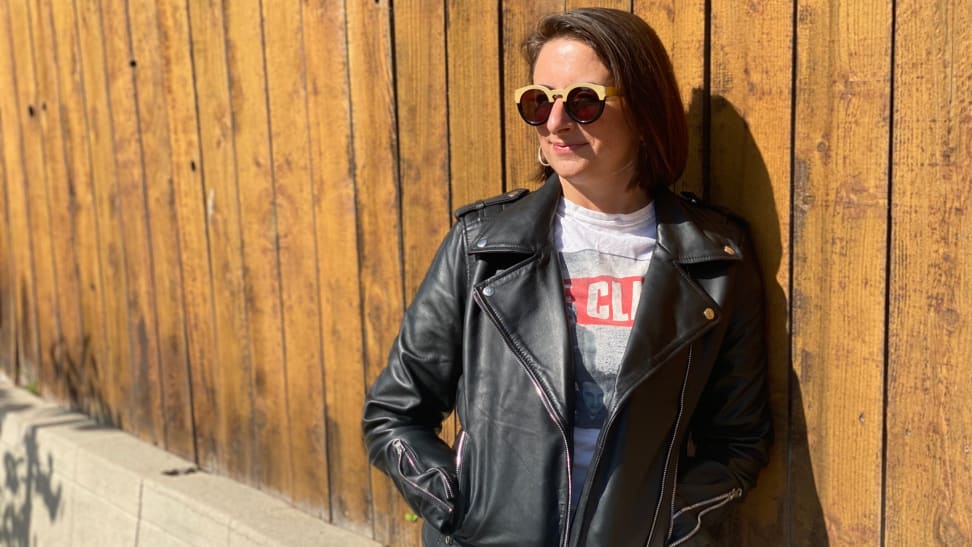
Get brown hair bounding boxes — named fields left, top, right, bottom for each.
left=522, top=8, right=688, bottom=190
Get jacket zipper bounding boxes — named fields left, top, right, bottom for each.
left=474, top=289, right=573, bottom=547
left=394, top=439, right=455, bottom=512
left=645, top=345, right=694, bottom=546
left=667, top=487, right=743, bottom=547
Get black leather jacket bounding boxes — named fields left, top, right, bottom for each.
left=362, top=177, right=772, bottom=547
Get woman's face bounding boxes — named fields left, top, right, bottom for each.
left=532, top=38, right=641, bottom=207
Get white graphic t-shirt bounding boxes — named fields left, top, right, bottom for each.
left=553, top=196, right=657, bottom=509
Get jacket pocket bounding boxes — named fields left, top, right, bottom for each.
left=392, top=439, right=457, bottom=532
left=667, top=487, right=742, bottom=546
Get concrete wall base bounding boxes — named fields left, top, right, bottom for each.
left=0, top=377, right=381, bottom=547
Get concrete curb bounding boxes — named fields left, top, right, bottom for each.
left=0, top=379, right=382, bottom=547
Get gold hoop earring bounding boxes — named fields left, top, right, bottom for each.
left=537, top=145, right=550, bottom=167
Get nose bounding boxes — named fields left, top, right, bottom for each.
left=544, top=96, right=572, bottom=133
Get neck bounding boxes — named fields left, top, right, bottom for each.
left=560, top=176, right=651, bottom=214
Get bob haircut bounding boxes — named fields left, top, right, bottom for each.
left=522, top=8, right=688, bottom=191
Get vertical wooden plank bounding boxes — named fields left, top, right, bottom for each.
left=567, top=0, right=631, bottom=11
left=154, top=0, right=220, bottom=468
left=707, top=1, right=793, bottom=544
left=446, top=1, right=504, bottom=207
left=9, top=0, right=60, bottom=395
left=0, top=107, right=13, bottom=378
left=127, top=0, right=195, bottom=460
left=888, top=1, right=972, bottom=544
left=791, top=1, right=891, bottom=544
left=99, top=0, right=165, bottom=443
left=222, top=0, right=289, bottom=493
left=502, top=0, right=564, bottom=190
left=49, top=0, right=112, bottom=423
left=0, top=0, right=39, bottom=385
left=260, top=0, right=329, bottom=514
left=633, top=0, right=706, bottom=195
left=74, top=0, right=132, bottom=425
left=395, top=0, right=451, bottom=297
left=186, top=0, right=254, bottom=482
left=345, top=0, right=408, bottom=543
left=302, top=0, right=370, bottom=533
left=30, top=0, right=85, bottom=404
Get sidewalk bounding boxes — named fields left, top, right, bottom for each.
left=0, top=376, right=382, bottom=547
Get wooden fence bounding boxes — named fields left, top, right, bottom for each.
left=0, top=1, right=968, bottom=545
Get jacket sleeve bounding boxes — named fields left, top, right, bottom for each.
left=362, top=221, right=468, bottom=534
left=668, top=232, right=774, bottom=547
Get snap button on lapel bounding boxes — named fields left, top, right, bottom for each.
left=703, top=308, right=715, bottom=320
left=723, top=245, right=736, bottom=256
left=477, top=239, right=488, bottom=248
left=482, top=287, right=495, bottom=297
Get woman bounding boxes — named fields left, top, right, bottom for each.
left=363, top=8, right=771, bottom=547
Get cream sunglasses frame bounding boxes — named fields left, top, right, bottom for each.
left=513, top=82, right=621, bottom=125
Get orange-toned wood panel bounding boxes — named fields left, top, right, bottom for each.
left=75, top=0, right=133, bottom=426
left=154, top=0, right=219, bottom=468
left=792, top=1, right=891, bottom=544
left=187, top=0, right=254, bottom=482
left=302, top=0, right=371, bottom=533
left=446, top=2, right=504, bottom=208
left=395, top=0, right=451, bottom=298
left=345, top=0, right=409, bottom=543
left=261, top=0, right=329, bottom=513
left=0, top=98, right=13, bottom=378
left=633, top=0, right=705, bottom=196
left=221, top=0, right=289, bottom=492
left=47, top=0, right=108, bottom=420
left=127, top=0, right=195, bottom=460
left=0, top=0, right=39, bottom=385
left=567, top=0, right=631, bottom=12
left=100, top=0, right=165, bottom=443
left=887, top=1, right=972, bottom=544
left=30, top=0, right=83, bottom=405
left=0, top=119, right=11, bottom=377
left=8, top=0, right=59, bottom=396
left=502, top=0, right=564, bottom=191
left=708, top=1, right=793, bottom=544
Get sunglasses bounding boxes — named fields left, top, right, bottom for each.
left=514, top=82, right=621, bottom=125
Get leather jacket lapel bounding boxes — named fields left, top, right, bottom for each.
left=469, top=177, right=573, bottom=425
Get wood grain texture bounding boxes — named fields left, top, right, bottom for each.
left=221, top=0, right=289, bottom=494
left=792, top=1, right=891, bottom=544
left=395, top=0, right=451, bottom=299
left=633, top=0, right=706, bottom=196
left=260, top=0, right=329, bottom=514
left=9, top=0, right=60, bottom=397
left=46, top=0, right=108, bottom=421
left=0, top=0, right=39, bottom=385
left=888, top=1, right=972, bottom=544
left=155, top=0, right=219, bottom=468
left=29, top=0, right=83, bottom=405
left=567, top=0, right=631, bottom=12
left=708, top=1, right=793, bottom=544
left=0, top=82, right=13, bottom=378
left=345, top=0, right=410, bottom=543
left=74, top=0, right=134, bottom=427
left=301, top=0, right=371, bottom=533
left=100, top=0, right=165, bottom=444
left=187, top=0, right=254, bottom=482
left=127, top=0, right=195, bottom=460
left=502, top=0, right=564, bottom=191
left=446, top=1, right=504, bottom=207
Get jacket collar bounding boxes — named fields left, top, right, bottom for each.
left=471, top=174, right=740, bottom=264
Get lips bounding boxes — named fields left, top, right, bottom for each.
left=549, top=141, right=588, bottom=153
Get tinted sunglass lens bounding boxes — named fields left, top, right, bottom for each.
left=518, top=89, right=552, bottom=125
left=566, top=87, right=605, bottom=123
